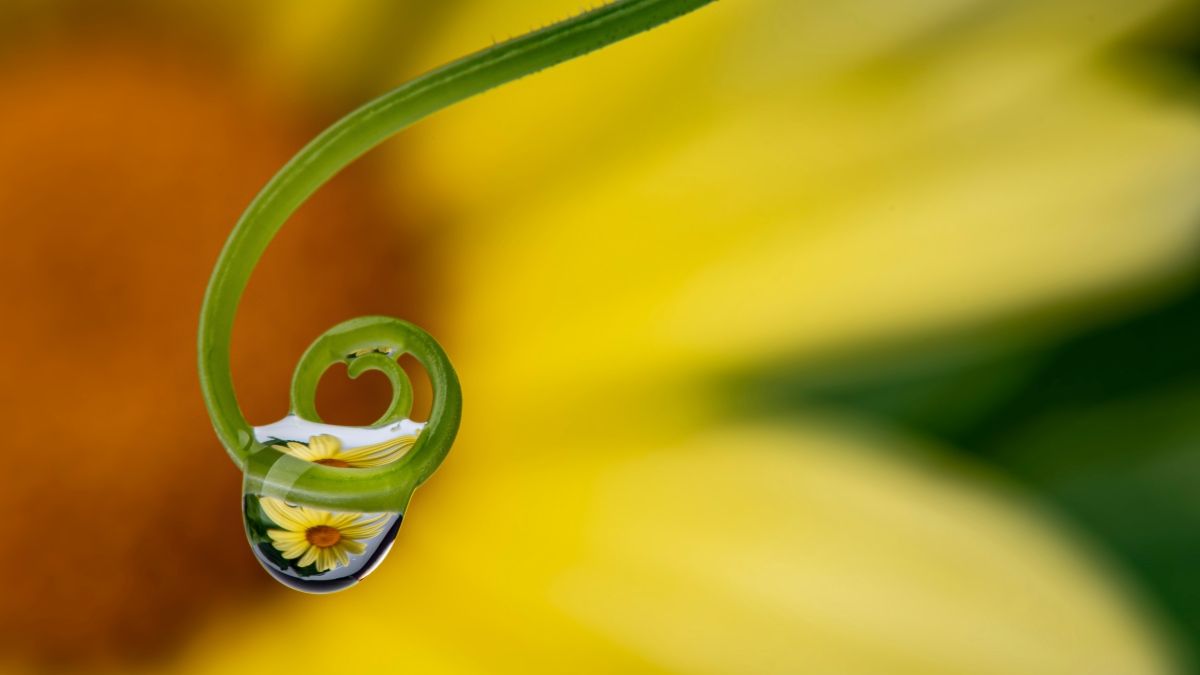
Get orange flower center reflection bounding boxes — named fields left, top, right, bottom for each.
left=305, top=525, right=343, bottom=548
left=315, top=458, right=351, bottom=468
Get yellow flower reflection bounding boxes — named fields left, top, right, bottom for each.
left=259, top=496, right=389, bottom=573
left=272, top=433, right=417, bottom=468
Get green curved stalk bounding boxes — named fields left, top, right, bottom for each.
left=198, top=0, right=715, bottom=512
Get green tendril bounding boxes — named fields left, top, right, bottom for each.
left=198, top=0, right=716, bottom=512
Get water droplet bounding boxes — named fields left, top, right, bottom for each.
left=242, top=493, right=401, bottom=593
left=243, top=415, right=422, bottom=593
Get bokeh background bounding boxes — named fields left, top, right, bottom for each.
left=2, top=0, right=1199, bottom=673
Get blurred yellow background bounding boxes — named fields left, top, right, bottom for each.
left=2, top=0, right=1199, bottom=673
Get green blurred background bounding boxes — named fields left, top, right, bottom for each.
left=1, top=0, right=1199, bottom=673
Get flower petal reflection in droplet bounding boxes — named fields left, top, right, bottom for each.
left=243, top=493, right=401, bottom=594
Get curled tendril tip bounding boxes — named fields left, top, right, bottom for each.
left=198, top=0, right=715, bottom=513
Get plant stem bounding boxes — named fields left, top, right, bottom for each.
left=198, top=0, right=715, bottom=510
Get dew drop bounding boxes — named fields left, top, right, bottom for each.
left=242, top=494, right=401, bottom=593
left=242, top=415, right=423, bottom=593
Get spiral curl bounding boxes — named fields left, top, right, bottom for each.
left=198, top=0, right=715, bottom=512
